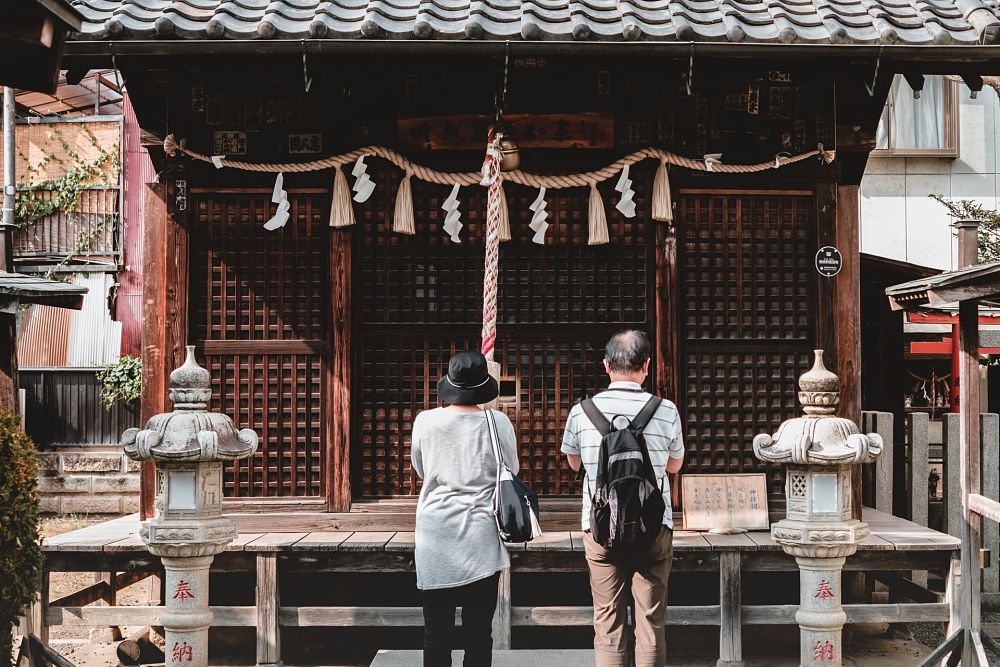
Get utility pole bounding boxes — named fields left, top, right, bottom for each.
left=2, top=86, right=14, bottom=271
left=0, top=87, right=18, bottom=411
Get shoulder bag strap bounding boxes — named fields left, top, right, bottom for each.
left=580, top=397, right=612, bottom=436
left=485, top=409, right=504, bottom=467
left=630, top=396, right=662, bottom=434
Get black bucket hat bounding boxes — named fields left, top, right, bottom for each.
left=437, top=350, right=499, bottom=405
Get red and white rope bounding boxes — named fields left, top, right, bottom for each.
left=480, top=142, right=502, bottom=361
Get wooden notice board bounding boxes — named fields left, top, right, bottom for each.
left=681, top=473, right=770, bottom=531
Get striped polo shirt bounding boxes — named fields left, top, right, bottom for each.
left=561, top=381, right=684, bottom=530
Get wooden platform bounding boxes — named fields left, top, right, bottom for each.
left=38, top=508, right=960, bottom=667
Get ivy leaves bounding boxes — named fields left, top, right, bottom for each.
left=15, top=124, right=120, bottom=228
left=96, top=355, right=142, bottom=410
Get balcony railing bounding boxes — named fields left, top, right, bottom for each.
left=14, top=186, right=121, bottom=260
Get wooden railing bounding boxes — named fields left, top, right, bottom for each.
left=13, top=186, right=120, bottom=259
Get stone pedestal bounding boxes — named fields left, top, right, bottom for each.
left=158, top=554, right=216, bottom=667
left=792, top=553, right=852, bottom=667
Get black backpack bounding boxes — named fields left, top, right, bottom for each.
left=581, top=395, right=666, bottom=550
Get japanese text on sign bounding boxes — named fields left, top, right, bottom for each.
left=681, top=474, right=769, bottom=531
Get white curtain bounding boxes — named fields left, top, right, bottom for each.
left=876, top=75, right=948, bottom=150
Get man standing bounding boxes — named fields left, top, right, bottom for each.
left=561, top=330, right=684, bottom=667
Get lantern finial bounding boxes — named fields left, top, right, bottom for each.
left=798, top=349, right=839, bottom=416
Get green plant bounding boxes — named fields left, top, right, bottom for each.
left=14, top=125, right=121, bottom=280
left=97, top=355, right=142, bottom=410
left=930, top=195, right=1000, bottom=262
left=0, top=408, right=42, bottom=667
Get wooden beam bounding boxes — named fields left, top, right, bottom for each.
left=140, top=183, right=167, bottom=520
left=982, top=414, right=1000, bottom=597
left=909, top=412, right=931, bottom=586
left=256, top=553, right=281, bottom=667
left=957, top=220, right=983, bottom=667
left=46, top=606, right=255, bottom=627
left=328, top=228, right=351, bottom=512
left=969, top=494, right=1000, bottom=524
left=718, top=552, right=742, bottom=666
left=655, top=220, right=682, bottom=506
left=492, top=569, right=511, bottom=650
left=916, top=630, right=964, bottom=667
left=837, top=184, right=863, bottom=520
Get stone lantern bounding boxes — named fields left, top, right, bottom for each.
left=753, top=350, right=882, bottom=667
left=121, top=346, right=258, bottom=667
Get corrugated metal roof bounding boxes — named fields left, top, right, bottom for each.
left=0, top=273, right=87, bottom=308
left=17, top=304, right=72, bottom=366
left=67, top=273, right=122, bottom=366
left=69, top=0, right=1000, bottom=45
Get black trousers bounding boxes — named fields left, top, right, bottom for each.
left=421, top=571, right=501, bottom=667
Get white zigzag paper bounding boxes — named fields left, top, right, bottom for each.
left=529, top=187, right=549, bottom=244
left=441, top=183, right=463, bottom=243
left=263, top=172, right=289, bottom=231
left=352, top=156, right=375, bottom=203
left=615, top=165, right=637, bottom=218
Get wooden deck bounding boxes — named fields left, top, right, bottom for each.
left=38, top=508, right=961, bottom=666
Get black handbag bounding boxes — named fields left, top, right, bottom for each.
left=486, top=409, right=542, bottom=543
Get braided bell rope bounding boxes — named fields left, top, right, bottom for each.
left=481, top=147, right=502, bottom=362
left=164, top=135, right=836, bottom=187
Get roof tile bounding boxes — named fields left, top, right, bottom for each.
left=68, top=0, right=1000, bottom=42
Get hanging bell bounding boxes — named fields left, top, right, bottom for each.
left=498, top=134, right=520, bottom=172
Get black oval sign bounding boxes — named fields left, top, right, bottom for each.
left=815, top=246, right=842, bottom=277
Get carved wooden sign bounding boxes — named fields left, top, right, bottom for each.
left=681, top=473, right=769, bottom=531
left=397, top=112, right=614, bottom=151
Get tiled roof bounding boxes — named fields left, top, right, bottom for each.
left=70, top=0, right=1000, bottom=45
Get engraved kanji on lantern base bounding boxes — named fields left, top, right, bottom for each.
left=754, top=350, right=882, bottom=667
left=122, top=346, right=258, bottom=667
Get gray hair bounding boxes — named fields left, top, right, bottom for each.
left=604, top=330, right=651, bottom=374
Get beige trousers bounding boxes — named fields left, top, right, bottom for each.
left=583, top=527, right=674, bottom=667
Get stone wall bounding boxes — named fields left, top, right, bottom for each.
left=37, top=448, right=140, bottom=515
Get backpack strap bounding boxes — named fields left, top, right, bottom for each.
left=629, top=396, right=663, bottom=434
left=580, top=397, right=612, bottom=436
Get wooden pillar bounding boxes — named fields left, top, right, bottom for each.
left=655, top=221, right=682, bottom=505
left=256, top=553, right=282, bottom=667
left=982, top=413, right=999, bottom=597
left=956, top=219, right=982, bottom=666
left=492, top=568, right=512, bottom=650
left=717, top=551, right=743, bottom=667
left=818, top=183, right=862, bottom=519
left=908, top=412, right=930, bottom=588
left=328, top=228, right=352, bottom=512
left=140, top=182, right=189, bottom=520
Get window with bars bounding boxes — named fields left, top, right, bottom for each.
left=679, top=192, right=815, bottom=499
left=190, top=191, right=329, bottom=498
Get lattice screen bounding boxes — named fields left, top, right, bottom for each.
left=357, top=163, right=653, bottom=497
left=191, top=192, right=329, bottom=498
left=679, top=192, right=814, bottom=498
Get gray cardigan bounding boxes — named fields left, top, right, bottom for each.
left=412, top=408, right=519, bottom=590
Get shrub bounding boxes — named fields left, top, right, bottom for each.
left=96, top=355, right=142, bottom=410
left=0, top=407, right=42, bottom=667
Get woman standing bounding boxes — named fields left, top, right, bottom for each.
left=412, top=350, right=518, bottom=667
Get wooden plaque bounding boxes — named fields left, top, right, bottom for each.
left=397, top=112, right=614, bottom=151
left=681, top=473, right=769, bottom=531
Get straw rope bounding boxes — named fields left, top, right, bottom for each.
left=164, top=135, right=836, bottom=187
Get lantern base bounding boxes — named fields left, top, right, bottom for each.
left=771, top=518, right=869, bottom=559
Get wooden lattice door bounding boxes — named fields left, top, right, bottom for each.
left=678, top=190, right=816, bottom=499
left=190, top=190, right=329, bottom=498
left=356, top=167, right=654, bottom=498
